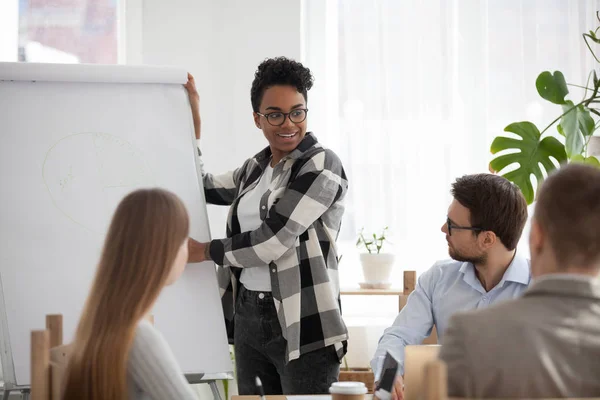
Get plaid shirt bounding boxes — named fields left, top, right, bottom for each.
left=200, top=133, right=349, bottom=362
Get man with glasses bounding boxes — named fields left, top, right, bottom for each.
left=440, top=164, right=600, bottom=398
left=371, top=173, right=530, bottom=400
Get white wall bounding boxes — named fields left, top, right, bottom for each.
left=0, top=0, right=18, bottom=384
left=132, top=0, right=301, bottom=239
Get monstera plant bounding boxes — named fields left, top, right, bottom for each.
left=490, top=13, right=600, bottom=204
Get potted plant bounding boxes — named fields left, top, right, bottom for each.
left=489, top=13, right=600, bottom=204
left=356, top=227, right=395, bottom=289
left=589, top=133, right=600, bottom=158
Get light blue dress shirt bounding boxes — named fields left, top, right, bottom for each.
left=370, top=254, right=531, bottom=379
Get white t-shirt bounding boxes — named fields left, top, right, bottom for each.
left=237, top=163, right=274, bottom=291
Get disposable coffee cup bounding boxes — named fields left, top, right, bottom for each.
left=329, top=381, right=368, bottom=400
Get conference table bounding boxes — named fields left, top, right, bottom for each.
left=232, top=396, right=374, bottom=400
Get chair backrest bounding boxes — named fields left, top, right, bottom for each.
left=31, top=334, right=71, bottom=400
left=50, top=344, right=72, bottom=400
left=403, top=344, right=441, bottom=400
left=31, top=314, right=69, bottom=400
left=31, top=313, right=155, bottom=400
left=31, top=330, right=50, bottom=400
left=421, top=359, right=600, bottom=400
left=422, top=359, right=447, bottom=400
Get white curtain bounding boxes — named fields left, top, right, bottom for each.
left=302, top=0, right=600, bottom=287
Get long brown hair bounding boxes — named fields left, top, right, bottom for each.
left=62, top=188, right=189, bottom=399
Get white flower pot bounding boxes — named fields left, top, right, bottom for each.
left=359, top=253, right=395, bottom=285
left=588, top=136, right=600, bottom=157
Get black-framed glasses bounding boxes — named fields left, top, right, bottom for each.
left=256, top=108, right=308, bottom=126
left=446, top=217, right=483, bottom=236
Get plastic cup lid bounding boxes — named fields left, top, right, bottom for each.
left=329, top=381, right=368, bottom=395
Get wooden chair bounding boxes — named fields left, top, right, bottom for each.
left=31, top=314, right=70, bottom=400
left=403, top=344, right=441, bottom=400
left=31, top=314, right=155, bottom=400
left=421, top=359, right=447, bottom=400
left=420, top=359, right=600, bottom=400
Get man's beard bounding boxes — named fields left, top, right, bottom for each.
left=449, top=245, right=487, bottom=265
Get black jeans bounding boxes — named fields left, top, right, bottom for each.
left=234, top=285, right=340, bottom=395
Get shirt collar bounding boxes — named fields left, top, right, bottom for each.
left=459, top=253, right=531, bottom=291
left=531, top=272, right=599, bottom=285
left=459, top=262, right=483, bottom=292
left=499, top=253, right=531, bottom=286
left=526, top=273, right=600, bottom=300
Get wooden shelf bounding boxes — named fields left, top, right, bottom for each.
left=341, top=288, right=404, bottom=295
left=340, top=271, right=416, bottom=312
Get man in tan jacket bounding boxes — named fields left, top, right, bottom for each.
left=439, top=163, right=600, bottom=398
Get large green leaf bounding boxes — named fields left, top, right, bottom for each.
left=578, top=106, right=595, bottom=137
left=571, top=154, right=600, bottom=167
left=490, top=121, right=567, bottom=204
left=536, top=71, right=568, bottom=104
left=560, top=101, right=585, bottom=157
left=557, top=104, right=595, bottom=156
left=586, top=156, right=600, bottom=167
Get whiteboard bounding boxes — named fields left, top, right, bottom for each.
left=0, top=62, right=233, bottom=387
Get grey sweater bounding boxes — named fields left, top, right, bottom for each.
left=127, top=320, right=198, bottom=400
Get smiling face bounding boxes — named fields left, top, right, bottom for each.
left=253, top=85, right=307, bottom=164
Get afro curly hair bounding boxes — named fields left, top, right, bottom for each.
left=250, top=57, right=314, bottom=112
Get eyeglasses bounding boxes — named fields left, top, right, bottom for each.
left=256, top=108, right=308, bottom=126
left=446, top=217, right=483, bottom=236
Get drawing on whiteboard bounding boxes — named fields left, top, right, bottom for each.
left=59, top=166, right=74, bottom=191
left=42, top=133, right=155, bottom=233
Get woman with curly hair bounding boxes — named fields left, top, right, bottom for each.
left=185, top=57, right=348, bottom=395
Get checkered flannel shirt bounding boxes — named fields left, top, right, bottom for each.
left=199, top=133, right=349, bottom=362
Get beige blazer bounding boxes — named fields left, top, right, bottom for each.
left=439, top=274, right=600, bottom=398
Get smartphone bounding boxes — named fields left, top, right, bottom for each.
left=374, top=351, right=399, bottom=400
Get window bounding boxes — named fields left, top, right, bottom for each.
left=302, top=0, right=600, bottom=286
left=0, top=0, right=119, bottom=63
